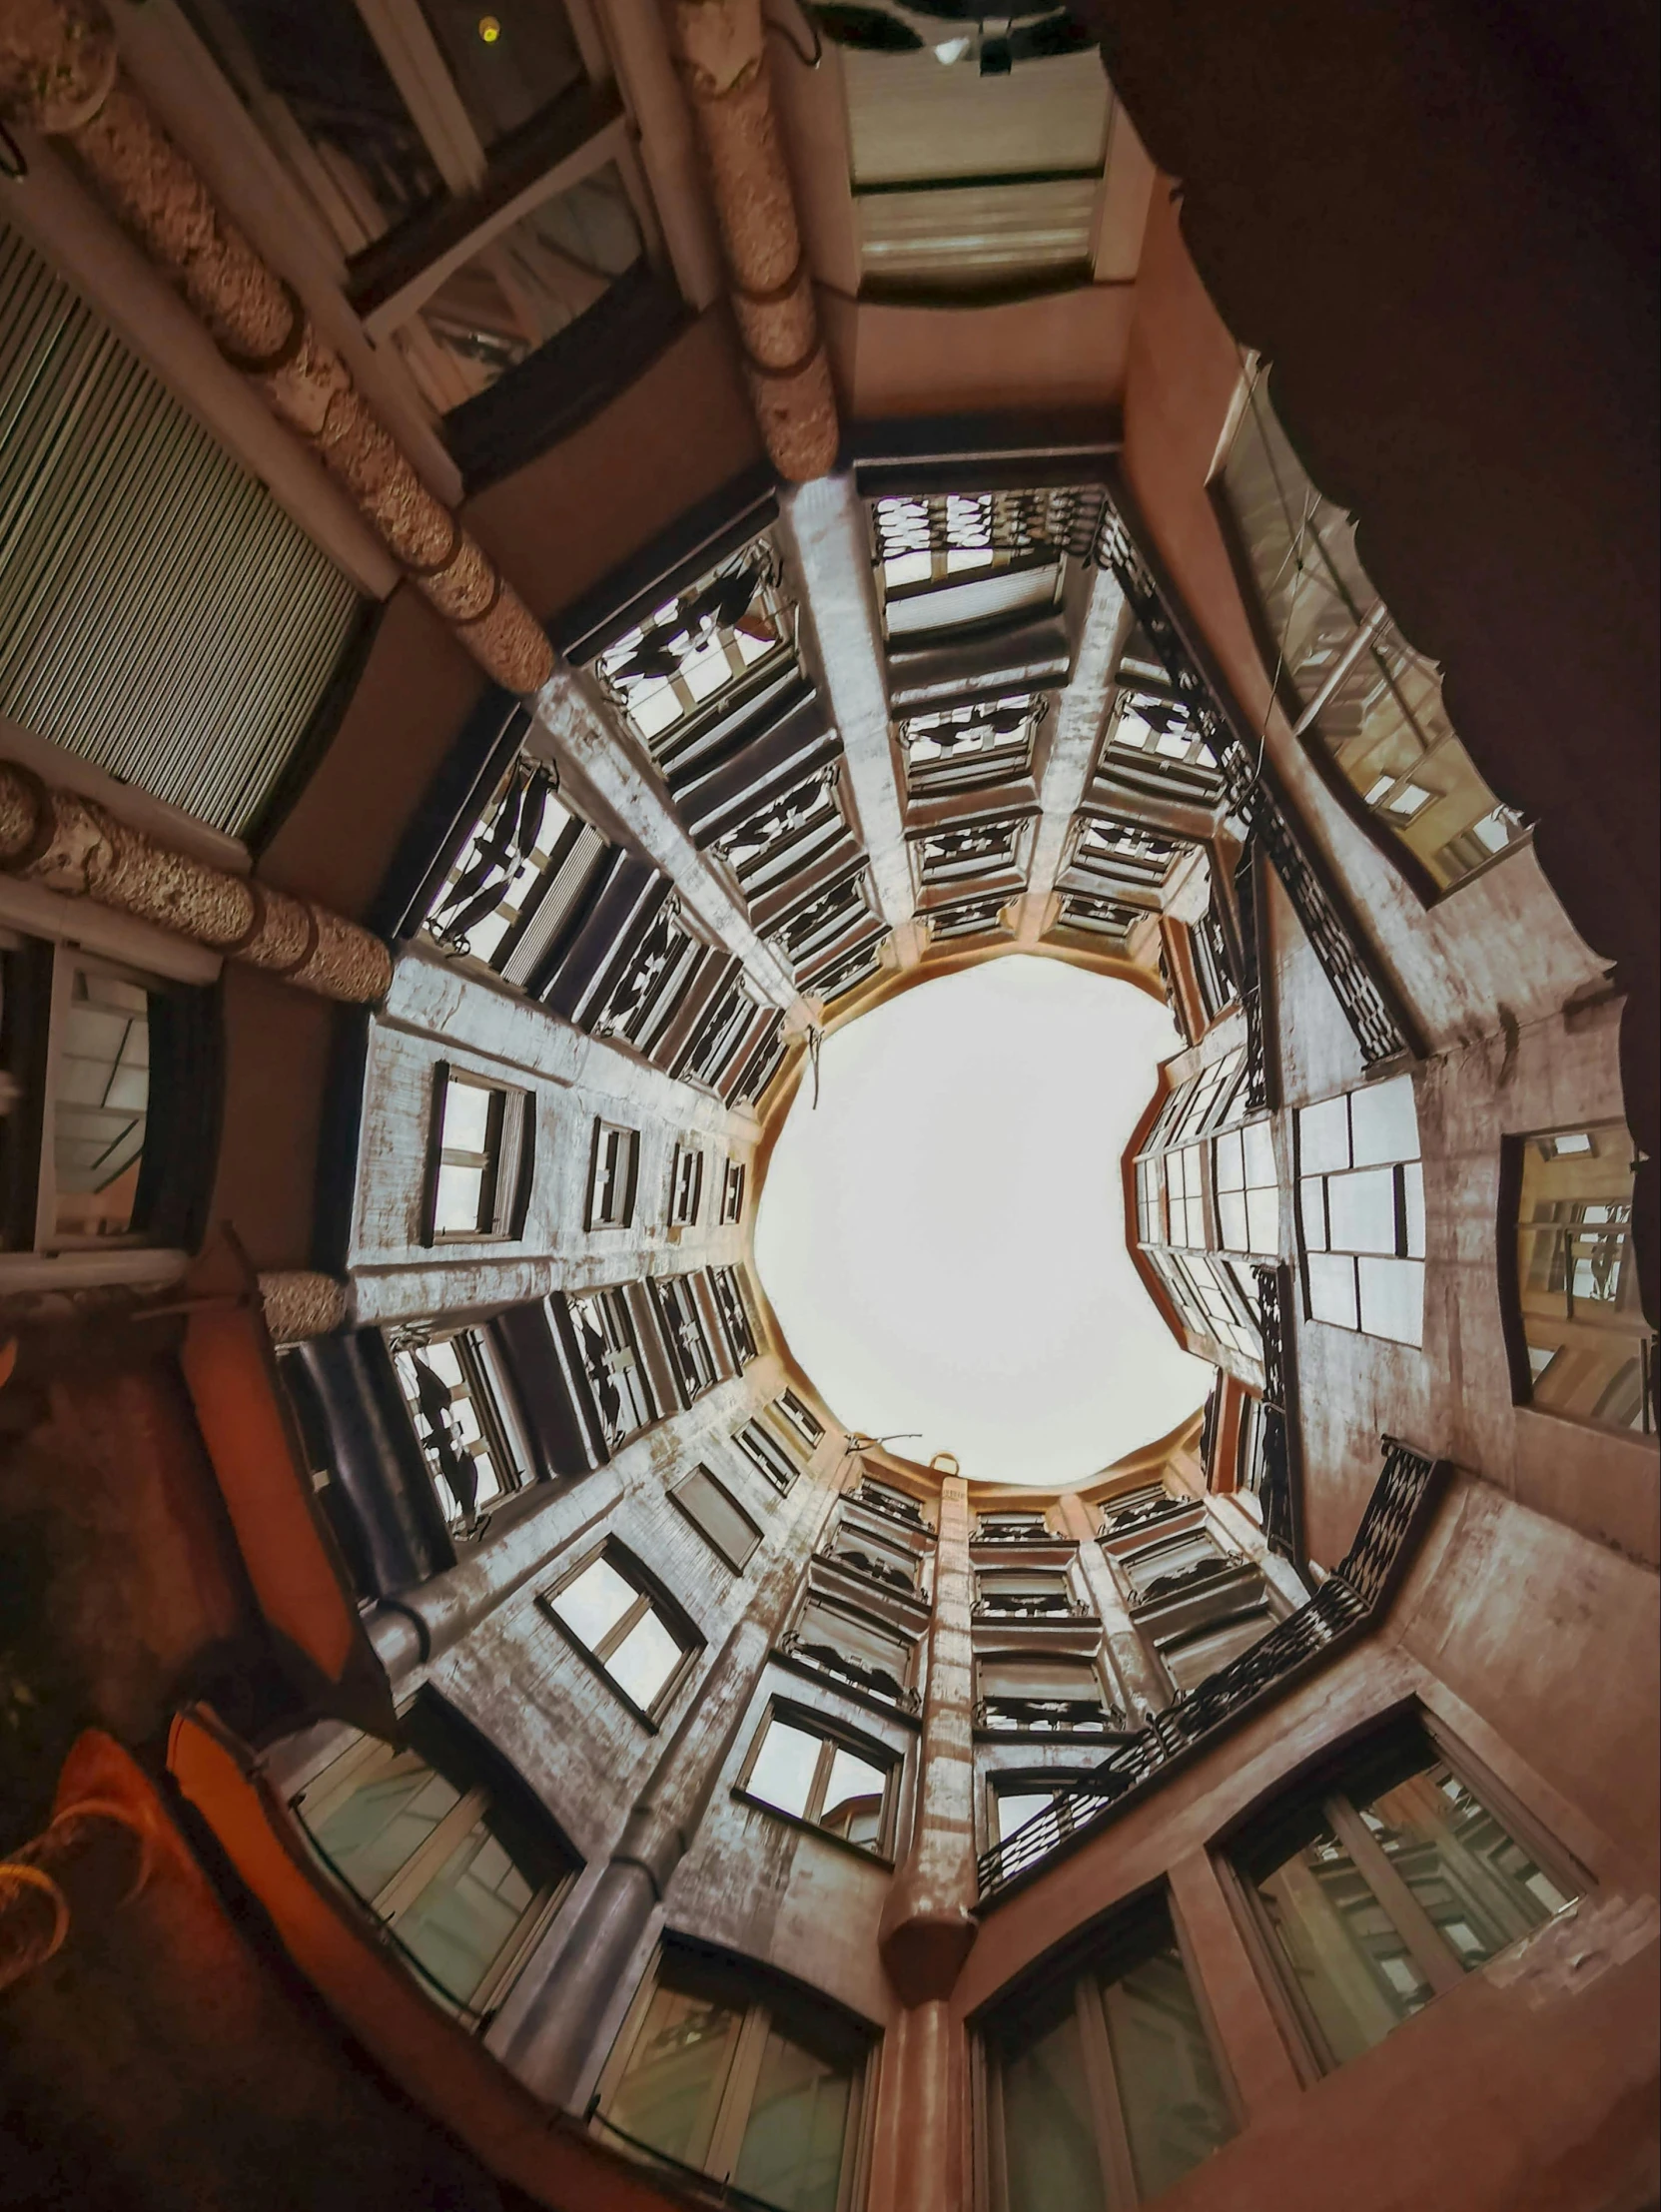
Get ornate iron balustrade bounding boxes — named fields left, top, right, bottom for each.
left=974, top=1521, right=1063, bottom=1546
left=1098, top=1491, right=1193, bottom=1542
left=1128, top=1554, right=1245, bottom=1611
left=819, top=1546, right=920, bottom=1599
left=871, top=486, right=1108, bottom=567
left=1253, top=1264, right=1299, bottom=1561
left=974, top=1696, right=1131, bottom=1736
left=1234, top=838, right=1269, bottom=1112
left=979, top=1438, right=1445, bottom=1899
left=1090, top=509, right=1414, bottom=1070
left=853, top=1482, right=931, bottom=1535
left=973, top=1593, right=1090, bottom=1621
left=778, top=1632, right=921, bottom=1715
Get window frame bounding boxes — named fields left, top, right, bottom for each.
left=650, top=1270, right=719, bottom=1405
left=587, top=1117, right=640, bottom=1229
left=291, top=1696, right=575, bottom=2026
left=720, top=1156, right=747, bottom=1224
left=536, top=1538, right=703, bottom=1728
left=389, top=1322, right=530, bottom=1533
left=670, top=1462, right=763, bottom=1572
left=1218, top=1707, right=1591, bottom=2085
left=1293, top=1074, right=1424, bottom=1345
left=421, top=1062, right=533, bottom=1245
left=668, top=1139, right=704, bottom=1228
left=734, top=1698, right=902, bottom=1861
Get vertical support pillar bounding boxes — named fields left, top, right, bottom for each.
left=1058, top=1491, right=1167, bottom=1717
left=868, top=1473, right=976, bottom=2212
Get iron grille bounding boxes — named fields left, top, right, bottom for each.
left=871, top=486, right=1108, bottom=567
left=1253, top=1263, right=1298, bottom=1561
left=978, top=1437, right=1443, bottom=1899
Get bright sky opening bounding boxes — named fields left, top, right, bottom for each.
left=754, top=955, right=1213, bottom=1485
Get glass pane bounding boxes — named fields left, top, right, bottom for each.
left=607, top=1984, right=742, bottom=2169
left=607, top=1607, right=683, bottom=1712
left=396, top=1817, right=535, bottom=2004
left=441, top=1081, right=494, bottom=1152
left=1246, top=1184, right=1280, bottom=1255
left=1297, top=1095, right=1350, bottom=1174
left=1305, top=1251, right=1357, bottom=1329
left=310, top=1752, right=460, bottom=1900
left=820, top=1747, right=887, bottom=1845
left=999, top=1999, right=1105, bottom=2212
left=998, top=1790, right=1058, bottom=1842
left=396, top=171, right=643, bottom=413
left=1349, top=1075, right=1418, bottom=1166
left=1253, top=1824, right=1434, bottom=2066
left=548, top=1556, right=637, bottom=1649
left=1326, top=1166, right=1399, bottom=1255
left=1358, top=1761, right=1578, bottom=1969
left=432, top=1161, right=485, bottom=1232
left=1298, top=1175, right=1328, bottom=1251
left=1101, top=1942, right=1236, bottom=2199
left=732, top=2026, right=853, bottom=2212
left=748, top=1718, right=823, bottom=1821
left=1357, top=1257, right=1424, bottom=1346
left=51, top=968, right=150, bottom=1237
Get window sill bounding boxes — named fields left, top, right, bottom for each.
left=730, top=1787, right=894, bottom=1871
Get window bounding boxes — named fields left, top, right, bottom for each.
left=539, top=1545, right=700, bottom=1723
left=1220, top=369, right=1525, bottom=892
left=977, top=1654, right=1119, bottom=1734
left=593, top=905, right=708, bottom=1057
left=868, top=490, right=1086, bottom=663
left=0, top=938, right=158, bottom=1251
left=423, top=751, right=606, bottom=980
left=651, top=1273, right=718, bottom=1405
left=977, top=1570, right=1076, bottom=1619
left=423, top=1067, right=531, bottom=1242
left=739, top=1706, right=896, bottom=1853
left=669, top=1141, right=704, bottom=1227
left=1513, top=1122, right=1654, bottom=1433
left=787, top=1597, right=914, bottom=1707
left=843, top=48, right=1113, bottom=295
left=564, top=1286, right=656, bottom=1452
left=711, top=1265, right=759, bottom=1367
left=1214, top=1120, right=1279, bottom=1257
left=391, top=1327, right=528, bottom=1531
left=588, top=1120, right=639, bottom=1229
left=593, top=537, right=797, bottom=773
left=854, top=1477, right=931, bottom=1532
left=830, top=1523, right=919, bottom=1595
left=179, top=0, right=648, bottom=417
left=672, top=1464, right=762, bottom=1572
left=736, top=1414, right=801, bottom=1495
left=1068, top=815, right=1184, bottom=898
left=778, top=1389, right=825, bottom=1450
left=1229, top=1716, right=1582, bottom=2074
left=901, top=695, right=1044, bottom=796
left=594, top=1944, right=869, bottom=2210
left=1155, top=1607, right=1273, bottom=1695
left=1296, top=1075, right=1424, bottom=1344
left=720, top=1155, right=748, bottom=1226
left=992, top=1774, right=1096, bottom=1847
left=976, top=1509, right=1052, bottom=1543
left=294, top=1700, right=572, bottom=2022
left=1144, top=1249, right=1262, bottom=1366
left=1120, top=1528, right=1229, bottom=1608
left=981, top=1890, right=1236, bottom=2210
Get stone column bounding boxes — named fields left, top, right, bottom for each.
left=670, top=0, right=838, bottom=481
left=1058, top=1491, right=1168, bottom=1718
left=868, top=1474, right=976, bottom=2212
left=0, top=762, right=391, bottom=1003
left=0, top=0, right=553, bottom=697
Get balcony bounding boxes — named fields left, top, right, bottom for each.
left=974, top=1696, right=1130, bottom=1737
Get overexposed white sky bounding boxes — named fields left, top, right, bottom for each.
left=753, top=956, right=1212, bottom=1486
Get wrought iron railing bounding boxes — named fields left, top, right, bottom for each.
left=978, top=1438, right=1444, bottom=1899
left=1253, top=1264, right=1299, bottom=1561
left=1128, top=1554, right=1246, bottom=1611
left=973, top=1522, right=1065, bottom=1547
left=818, top=1546, right=921, bottom=1599
left=852, top=1482, right=931, bottom=1534
left=871, top=486, right=1108, bottom=568
left=1090, top=509, right=1414, bottom=1070
left=973, top=1593, right=1090, bottom=1621
left=975, top=1696, right=1130, bottom=1736
left=1098, top=1491, right=1194, bottom=1543
left=778, top=1632, right=922, bottom=1714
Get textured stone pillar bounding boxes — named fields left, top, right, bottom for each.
left=0, top=761, right=391, bottom=1003
left=257, top=1272, right=349, bottom=1344
left=0, top=1798, right=149, bottom=1994
left=1058, top=1491, right=1168, bottom=1717
left=868, top=1474, right=976, bottom=2212
left=0, top=0, right=553, bottom=696
left=670, top=0, right=838, bottom=480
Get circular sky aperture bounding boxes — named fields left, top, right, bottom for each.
left=754, top=955, right=1213, bottom=1485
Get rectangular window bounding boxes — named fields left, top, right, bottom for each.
left=588, top=1120, right=640, bottom=1228
left=901, top=694, right=1043, bottom=796
left=565, top=1286, right=656, bottom=1452
left=594, top=1944, right=868, bottom=2207
left=651, top=1273, right=718, bottom=1405
left=1229, top=1716, right=1581, bottom=2075
left=424, top=1066, right=531, bottom=1242
left=423, top=753, right=606, bottom=977
left=539, top=1544, right=700, bottom=1723
left=1296, top=1075, right=1423, bottom=1344
left=975, top=1510, right=1052, bottom=1543
left=777, top=1388, right=825, bottom=1449
left=720, top=1157, right=747, bottom=1224
left=391, top=1327, right=527, bottom=1532
left=710, top=1264, right=760, bottom=1367
left=982, top=1890, right=1236, bottom=2210
left=976, top=1569, right=1075, bottom=1619
left=977, top=1654, right=1119, bottom=1735
left=1214, top=1120, right=1279, bottom=1257
left=992, top=1773, right=1097, bottom=1847
left=830, top=1522, right=920, bottom=1595
left=1514, top=1122, right=1654, bottom=1433
left=671, top=1464, right=763, bottom=1572
left=735, top=1416, right=800, bottom=1495
left=739, top=1705, right=896, bottom=1853
left=789, top=1596, right=914, bottom=1708
left=669, top=1141, right=704, bottom=1227
left=294, top=1699, right=572, bottom=2022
